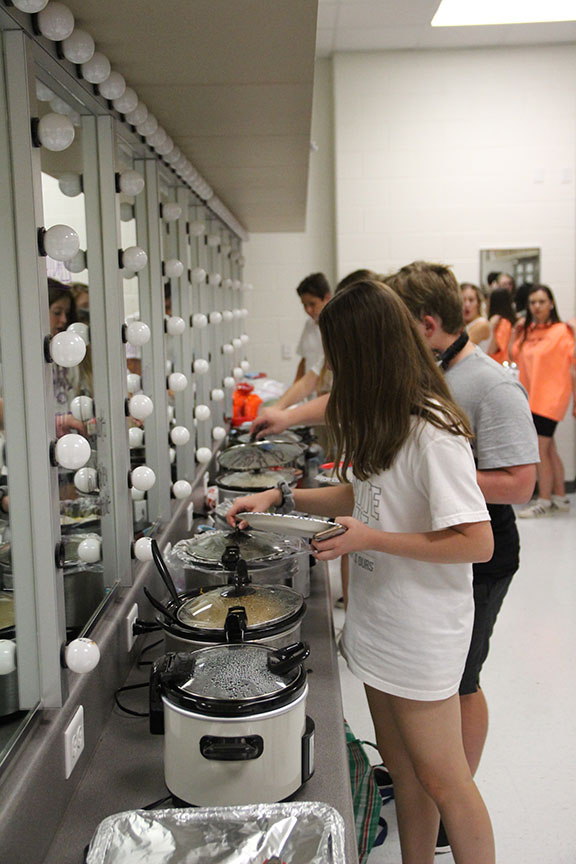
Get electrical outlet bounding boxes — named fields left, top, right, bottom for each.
left=126, top=602, right=139, bottom=652
left=64, top=705, right=84, bottom=779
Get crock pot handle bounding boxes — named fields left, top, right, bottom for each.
left=200, top=734, right=264, bottom=761
left=224, top=606, right=248, bottom=642
left=267, top=641, right=310, bottom=675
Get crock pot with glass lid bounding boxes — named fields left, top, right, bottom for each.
left=149, top=641, right=314, bottom=806
left=215, top=439, right=305, bottom=503
left=171, top=528, right=310, bottom=596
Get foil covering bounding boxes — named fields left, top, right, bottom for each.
left=86, top=802, right=346, bottom=863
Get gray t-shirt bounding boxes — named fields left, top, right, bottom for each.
left=445, top=346, right=539, bottom=577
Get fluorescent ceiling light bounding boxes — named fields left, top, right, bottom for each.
left=431, top=0, right=576, bottom=27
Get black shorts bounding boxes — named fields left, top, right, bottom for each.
left=459, top=571, right=515, bottom=696
left=531, top=413, right=557, bottom=437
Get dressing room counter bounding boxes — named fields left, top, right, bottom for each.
left=43, top=560, right=359, bottom=864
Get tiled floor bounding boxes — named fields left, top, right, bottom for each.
left=329, top=495, right=576, bottom=863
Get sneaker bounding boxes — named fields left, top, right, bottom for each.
left=435, top=821, right=451, bottom=855
left=552, top=495, right=571, bottom=512
left=518, top=498, right=552, bottom=518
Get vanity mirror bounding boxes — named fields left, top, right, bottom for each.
left=480, top=247, right=541, bottom=292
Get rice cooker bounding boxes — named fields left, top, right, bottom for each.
left=145, top=559, right=306, bottom=653
left=171, top=529, right=311, bottom=596
left=149, top=641, right=314, bottom=806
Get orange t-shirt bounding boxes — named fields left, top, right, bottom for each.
left=489, top=318, right=512, bottom=365
left=511, top=322, right=574, bottom=421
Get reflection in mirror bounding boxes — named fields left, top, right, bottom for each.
left=480, top=248, right=541, bottom=295
left=38, top=83, right=106, bottom=639
left=117, top=143, right=151, bottom=532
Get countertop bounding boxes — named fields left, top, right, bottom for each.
left=43, top=560, right=360, bottom=864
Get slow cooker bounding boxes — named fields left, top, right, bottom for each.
left=171, top=528, right=311, bottom=596
left=215, top=439, right=305, bottom=504
left=0, top=591, right=18, bottom=717
left=214, top=467, right=300, bottom=503
left=149, top=641, right=314, bottom=806
left=145, top=558, right=306, bottom=653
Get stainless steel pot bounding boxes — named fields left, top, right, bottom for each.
left=171, top=528, right=310, bottom=597
left=150, top=642, right=314, bottom=806
left=214, top=467, right=299, bottom=504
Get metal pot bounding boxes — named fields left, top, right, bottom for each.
left=146, top=561, right=306, bottom=653
left=149, top=641, right=314, bottom=806
left=214, top=467, right=300, bottom=504
left=171, top=528, right=310, bottom=596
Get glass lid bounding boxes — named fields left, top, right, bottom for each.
left=216, top=469, right=295, bottom=490
left=236, top=430, right=302, bottom=445
left=178, top=644, right=299, bottom=700
left=172, top=529, right=303, bottom=566
left=218, top=440, right=304, bottom=471
left=176, top=583, right=303, bottom=630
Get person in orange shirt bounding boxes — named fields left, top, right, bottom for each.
left=486, top=287, right=516, bottom=365
left=511, top=284, right=576, bottom=517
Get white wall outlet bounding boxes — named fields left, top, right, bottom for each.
left=281, top=343, right=292, bottom=360
left=126, top=602, right=139, bottom=653
left=64, top=705, right=85, bottom=779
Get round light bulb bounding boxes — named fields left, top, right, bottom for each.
left=167, top=405, right=175, bottom=423
left=131, top=465, right=156, bottom=491
left=111, top=86, right=138, bottom=114
left=35, top=80, right=54, bottom=102
left=233, top=366, right=243, bottom=380
left=66, top=249, right=87, bottom=274
left=156, top=136, right=174, bottom=156
left=209, top=272, right=222, bottom=287
left=37, top=2, right=75, bottom=41
left=121, top=246, right=147, bottom=271
left=126, top=320, right=151, bottom=347
left=233, top=308, right=242, bottom=319
left=170, top=426, right=190, bottom=446
left=224, top=376, right=236, bottom=389
left=207, top=233, right=220, bottom=247
left=80, top=52, right=111, bottom=85
left=164, top=258, right=184, bottom=279
left=193, top=358, right=209, bottom=375
left=212, top=426, right=226, bottom=441
left=165, top=359, right=173, bottom=376
left=43, top=223, right=80, bottom=261
left=241, top=333, right=250, bottom=344
left=209, top=311, right=222, bottom=325
left=70, top=395, right=94, bottom=421
left=136, top=113, right=158, bottom=137
left=196, top=447, right=212, bottom=464
left=233, top=280, right=242, bottom=292
left=119, top=169, right=145, bottom=196
left=67, top=322, right=89, bottom=343
left=172, top=480, right=192, bottom=499
left=162, top=203, right=182, bottom=222
left=222, top=309, right=234, bottom=323
left=64, top=638, right=100, bottom=673
left=221, top=278, right=233, bottom=290
left=168, top=372, right=188, bottom=392
left=13, top=0, right=48, bottom=11
left=166, top=316, right=186, bottom=336
left=211, top=388, right=225, bottom=402
left=125, top=101, right=148, bottom=126
left=128, top=394, right=154, bottom=421
left=133, top=536, right=154, bottom=561
left=98, top=71, right=126, bottom=101
left=57, top=173, right=82, bottom=198
left=77, top=536, right=101, bottom=563
left=188, top=221, right=205, bottom=236
left=37, top=112, right=75, bottom=151
left=128, top=426, right=144, bottom=448
left=54, top=433, right=91, bottom=469
left=73, top=466, right=98, bottom=493
left=192, top=313, right=207, bottom=329
left=61, top=28, right=95, bottom=63
left=131, top=487, right=146, bottom=501
left=232, top=337, right=242, bottom=349
left=120, top=202, right=134, bottom=222
left=0, top=640, right=17, bottom=676
left=50, top=331, right=86, bottom=367
left=241, top=360, right=250, bottom=372
left=222, top=343, right=234, bottom=355
left=49, top=99, right=72, bottom=118
left=146, top=126, right=167, bottom=148
left=126, top=372, right=141, bottom=393
left=194, top=404, right=211, bottom=422
left=191, top=266, right=206, bottom=284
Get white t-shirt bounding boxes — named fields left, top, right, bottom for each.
left=340, top=416, right=490, bottom=702
left=296, top=318, right=323, bottom=371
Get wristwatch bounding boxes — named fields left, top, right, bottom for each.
left=276, top=479, right=295, bottom=514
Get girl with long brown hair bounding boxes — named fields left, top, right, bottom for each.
left=228, top=280, right=495, bottom=864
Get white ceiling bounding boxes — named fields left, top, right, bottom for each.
left=316, top=0, right=576, bottom=55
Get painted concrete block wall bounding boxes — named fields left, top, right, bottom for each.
left=333, top=45, right=576, bottom=478
left=243, top=59, right=336, bottom=385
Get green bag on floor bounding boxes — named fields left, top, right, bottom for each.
left=345, top=721, right=382, bottom=862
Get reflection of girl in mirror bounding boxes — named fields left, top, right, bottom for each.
left=49, top=279, right=85, bottom=437
left=486, top=287, right=516, bottom=365
left=512, top=284, right=576, bottom=517
left=460, top=283, right=490, bottom=351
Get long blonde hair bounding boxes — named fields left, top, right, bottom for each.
left=319, top=280, right=473, bottom=481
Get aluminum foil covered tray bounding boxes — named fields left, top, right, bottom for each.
left=85, top=802, right=346, bottom=863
